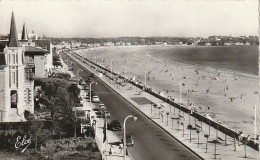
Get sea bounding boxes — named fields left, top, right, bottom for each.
left=146, top=45, right=259, bottom=76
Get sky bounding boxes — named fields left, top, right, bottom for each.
left=0, top=0, right=259, bottom=38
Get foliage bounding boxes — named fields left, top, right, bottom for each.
left=34, top=78, right=81, bottom=137
left=53, top=61, right=62, bottom=66
left=49, top=72, right=71, bottom=80
left=52, top=53, right=60, bottom=62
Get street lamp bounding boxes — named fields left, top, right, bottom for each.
left=89, top=81, right=97, bottom=104
left=157, top=106, right=162, bottom=119
left=166, top=112, right=170, bottom=125
left=123, top=115, right=138, bottom=160
left=180, top=82, right=185, bottom=105
left=77, top=69, right=83, bottom=85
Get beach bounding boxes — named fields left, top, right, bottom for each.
left=79, top=45, right=259, bottom=138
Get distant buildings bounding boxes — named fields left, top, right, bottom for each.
left=103, top=42, right=114, bottom=47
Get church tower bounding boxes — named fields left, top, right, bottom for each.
left=0, top=12, right=34, bottom=122
left=21, top=23, right=28, bottom=41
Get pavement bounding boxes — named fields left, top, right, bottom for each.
left=61, top=58, right=131, bottom=160
left=68, top=52, right=259, bottom=160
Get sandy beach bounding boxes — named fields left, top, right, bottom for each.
left=79, top=45, right=259, bottom=138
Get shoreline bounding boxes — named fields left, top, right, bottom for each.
left=84, top=45, right=259, bottom=78
left=78, top=45, right=259, bottom=137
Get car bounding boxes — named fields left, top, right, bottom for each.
left=92, top=96, right=100, bottom=103
left=90, top=73, right=95, bottom=77
left=107, top=120, right=122, bottom=131
left=82, top=85, right=89, bottom=90
left=100, top=106, right=107, bottom=112
left=104, top=111, right=111, bottom=118
left=79, top=79, right=86, bottom=85
left=99, top=103, right=105, bottom=108
left=121, top=135, right=134, bottom=147
left=85, top=78, right=92, bottom=82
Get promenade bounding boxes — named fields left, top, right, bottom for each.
left=69, top=52, right=259, bottom=160
left=62, top=58, right=131, bottom=160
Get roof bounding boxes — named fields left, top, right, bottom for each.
left=25, top=46, right=48, bottom=54
left=0, top=53, right=6, bottom=65
left=8, top=12, right=19, bottom=47
left=33, top=39, right=51, bottom=51
left=21, top=23, right=28, bottom=40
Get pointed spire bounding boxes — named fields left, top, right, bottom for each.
left=21, top=23, right=28, bottom=40
left=8, top=11, right=19, bottom=47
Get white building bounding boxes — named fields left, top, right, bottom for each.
left=0, top=12, right=34, bottom=122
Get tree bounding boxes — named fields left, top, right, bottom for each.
left=35, top=78, right=81, bottom=137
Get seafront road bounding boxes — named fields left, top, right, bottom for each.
left=65, top=54, right=201, bottom=160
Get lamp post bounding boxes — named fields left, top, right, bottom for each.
left=158, top=106, right=162, bottom=119
left=167, top=96, right=172, bottom=112
left=150, top=102, right=154, bottom=114
left=204, top=134, right=209, bottom=153
left=166, top=112, right=169, bottom=125
left=123, top=115, right=138, bottom=160
left=77, top=69, right=83, bottom=85
left=181, top=121, right=185, bottom=137
left=89, top=81, right=97, bottom=104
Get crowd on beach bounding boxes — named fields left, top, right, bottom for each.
left=79, top=46, right=259, bottom=139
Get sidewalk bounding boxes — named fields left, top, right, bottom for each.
left=69, top=53, right=259, bottom=160
left=62, top=58, right=131, bottom=160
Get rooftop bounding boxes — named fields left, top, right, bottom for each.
left=33, top=39, right=51, bottom=51
left=25, top=46, right=48, bottom=54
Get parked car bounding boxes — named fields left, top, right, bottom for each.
left=82, top=85, right=89, bottom=90
left=92, top=96, right=100, bottom=103
left=99, top=105, right=109, bottom=118
left=100, top=106, right=107, bottom=112
left=107, top=120, right=122, bottom=131
left=85, top=78, right=92, bottom=82
left=121, top=135, right=134, bottom=147
left=104, top=111, right=111, bottom=118
left=79, top=79, right=86, bottom=85
left=90, top=73, right=95, bottom=77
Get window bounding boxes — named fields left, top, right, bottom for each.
left=11, top=90, right=17, bottom=108
left=11, top=54, right=15, bottom=64
left=12, top=71, right=16, bottom=85
left=9, top=68, right=18, bottom=87
left=26, top=88, right=30, bottom=103
left=25, top=68, right=33, bottom=81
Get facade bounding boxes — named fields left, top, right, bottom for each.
left=19, top=24, right=53, bottom=78
left=33, top=39, right=53, bottom=75
left=24, top=46, right=49, bottom=78
left=0, top=12, right=34, bottom=122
